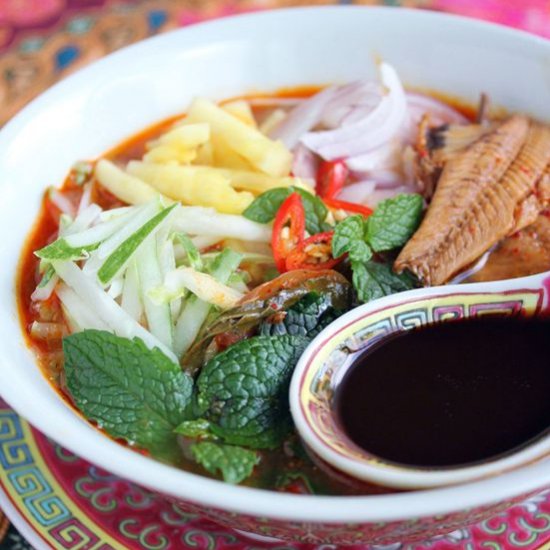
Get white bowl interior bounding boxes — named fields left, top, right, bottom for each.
left=1, top=6, right=549, bottom=523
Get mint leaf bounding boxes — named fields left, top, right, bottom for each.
left=63, top=330, right=193, bottom=459
left=295, top=188, right=329, bottom=235
left=175, top=418, right=212, bottom=438
left=242, top=187, right=293, bottom=223
left=36, top=239, right=99, bottom=261
left=97, top=203, right=177, bottom=285
left=348, top=240, right=373, bottom=263
left=366, top=194, right=423, bottom=252
left=259, top=292, right=341, bottom=339
left=352, top=260, right=417, bottom=303
left=197, top=335, right=309, bottom=449
left=242, top=187, right=328, bottom=235
left=332, top=215, right=363, bottom=257
left=191, top=441, right=260, bottom=484
left=332, top=215, right=372, bottom=262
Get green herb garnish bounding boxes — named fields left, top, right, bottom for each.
left=332, top=194, right=423, bottom=303
left=351, top=260, right=417, bottom=303
left=243, top=187, right=329, bottom=234
left=190, top=441, right=260, bottom=484
left=196, top=335, right=309, bottom=449
left=332, top=215, right=373, bottom=262
left=63, top=330, right=193, bottom=460
left=175, top=418, right=212, bottom=438
left=365, top=194, right=424, bottom=252
left=259, top=292, right=341, bottom=339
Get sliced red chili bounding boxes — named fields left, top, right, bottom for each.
left=285, top=231, right=342, bottom=271
left=272, top=192, right=306, bottom=273
left=316, top=160, right=349, bottom=199
left=324, top=197, right=373, bottom=217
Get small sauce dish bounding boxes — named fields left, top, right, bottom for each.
left=290, top=270, right=550, bottom=489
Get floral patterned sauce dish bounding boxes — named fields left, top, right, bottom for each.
left=290, top=270, right=550, bottom=490
left=2, top=6, right=550, bottom=546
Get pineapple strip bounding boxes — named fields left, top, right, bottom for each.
left=126, top=161, right=254, bottom=214
left=186, top=98, right=292, bottom=177
left=127, top=160, right=313, bottom=196
left=95, top=160, right=173, bottom=205
left=222, top=100, right=257, bottom=128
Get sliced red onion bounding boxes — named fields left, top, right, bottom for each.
left=346, top=140, right=403, bottom=172
left=77, top=183, right=92, bottom=214
left=292, top=143, right=319, bottom=180
left=49, top=188, right=76, bottom=217
left=320, top=81, right=380, bottom=128
left=337, top=180, right=377, bottom=204
left=268, top=85, right=339, bottom=149
left=406, top=92, right=469, bottom=126
left=369, top=172, right=407, bottom=189
left=300, top=64, right=408, bottom=160
left=269, top=80, right=381, bottom=149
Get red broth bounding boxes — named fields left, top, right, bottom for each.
left=17, top=89, right=477, bottom=495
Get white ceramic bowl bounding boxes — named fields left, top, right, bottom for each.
left=1, top=6, right=550, bottom=545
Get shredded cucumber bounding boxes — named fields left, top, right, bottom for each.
left=65, top=203, right=102, bottom=236
left=38, top=183, right=274, bottom=363
left=173, top=249, right=242, bottom=357
left=158, top=229, right=180, bottom=322
left=64, top=206, right=136, bottom=248
left=96, top=203, right=177, bottom=285
left=85, top=201, right=159, bottom=269
left=120, top=259, right=143, bottom=322
left=175, top=233, right=203, bottom=271
left=57, top=284, right=111, bottom=332
left=31, top=265, right=58, bottom=301
left=136, top=237, right=174, bottom=351
left=53, top=260, right=176, bottom=362
left=172, top=206, right=271, bottom=242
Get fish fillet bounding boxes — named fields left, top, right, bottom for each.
left=396, top=116, right=550, bottom=285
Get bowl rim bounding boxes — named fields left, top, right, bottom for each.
left=1, top=5, right=550, bottom=524
left=290, top=273, right=550, bottom=490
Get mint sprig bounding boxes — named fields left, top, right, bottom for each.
left=351, top=260, right=416, bottom=303
left=332, top=194, right=422, bottom=303
left=243, top=187, right=329, bottom=234
left=332, top=215, right=372, bottom=262
left=196, top=335, right=309, bottom=449
left=366, top=194, right=423, bottom=252
left=191, top=441, right=260, bottom=484
left=63, top=330, right=193, bottom=460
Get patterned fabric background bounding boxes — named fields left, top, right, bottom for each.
left=1, top=0, right=550, bottom=126
left=1, top=0, right=550, bottom=547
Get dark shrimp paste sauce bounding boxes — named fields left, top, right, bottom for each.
left=336, top=316, right=550, bottom=468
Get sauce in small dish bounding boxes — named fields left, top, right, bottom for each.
left=336, top=316, right=550, bottom=468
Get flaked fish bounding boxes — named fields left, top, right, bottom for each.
left=396, top=116, right=550, bottom=285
